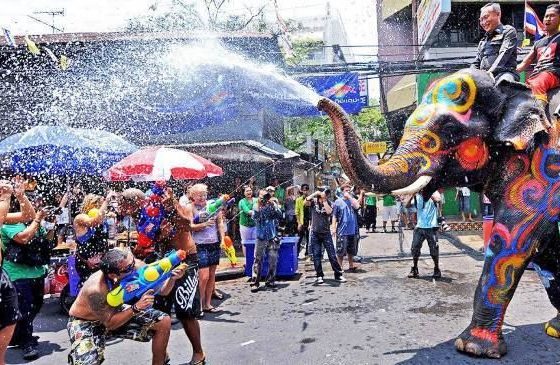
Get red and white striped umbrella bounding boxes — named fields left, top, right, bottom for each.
left=104, top=146, right=223, bottom=181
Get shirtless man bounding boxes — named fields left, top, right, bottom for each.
left=67, top=248, right=184, bottom=365
left=120, top=188, right=206, bottom=365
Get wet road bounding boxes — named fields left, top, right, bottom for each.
left=7, top=228, right=560, bottom=364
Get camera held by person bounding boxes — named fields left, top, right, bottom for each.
left=44, top=205, right=63, bottom=216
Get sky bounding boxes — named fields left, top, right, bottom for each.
left=1, top=0, right=378, bottom=96
left=1, top=0, right=377, bottom=47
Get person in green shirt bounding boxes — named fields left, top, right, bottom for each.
left=2, top=201, right=54, bottom=360
left=363, top=191, right=378, bottom=233
left=381, top=194, right=398, bottom=233
left=238, top=186, right=257, bottom=257
left=0, top=179, right=27, bottom=365
left=271, top=178, right=285, bottom=207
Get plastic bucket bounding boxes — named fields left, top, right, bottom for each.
left=482, top=215, right=494, bottom=250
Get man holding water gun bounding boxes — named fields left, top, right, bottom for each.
left=67, top=248, right=185, bottom=365
left=119, top=187, right=206, bottom=365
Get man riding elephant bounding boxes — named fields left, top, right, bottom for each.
left=518, top=4, right=560, bottom=123
left=472, top=3, right=519, bottom=83
left=318, top=67, right=560, bottom=358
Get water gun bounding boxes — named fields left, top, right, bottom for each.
left=221, top=235, right=238, bottom=267
left=106, top=250, right=186, bottom=307
left=193, top=194, right=235, bottom=223
left=137, top=181, right=167, bottom=248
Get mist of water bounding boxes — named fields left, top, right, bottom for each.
left=1, top=38, right=322, bottom=143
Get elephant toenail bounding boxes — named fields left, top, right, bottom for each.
left=454, top=338, right=465, bottom=351
left=465, top=342, right=483, bottom=356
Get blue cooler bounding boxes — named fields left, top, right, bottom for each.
left=244, top=236, right=298, bottom=278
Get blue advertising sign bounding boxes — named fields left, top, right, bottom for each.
left=297, top=72, right=365, bottom=115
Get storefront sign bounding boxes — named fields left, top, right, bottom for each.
left=417, top=0, right=451, bottom=51
left=362, top=141, right=387, bottom=154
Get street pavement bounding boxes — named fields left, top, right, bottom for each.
left=8, top=227, right=560, bottom=365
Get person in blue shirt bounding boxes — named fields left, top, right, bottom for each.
left=250, top=189, right=283, bottom=292
left=408, top=191, right=442, bottom=279
left=331, top=183, right=361, bottom=272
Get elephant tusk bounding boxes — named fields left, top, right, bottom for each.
left=391, top=176, right=433, bottom=196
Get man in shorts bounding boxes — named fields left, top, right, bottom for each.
left=331, top=183, right=360, bottom=272
left=120, top=188, right=206, bottom=365
left=381, top=194, right=399, bottom=233
left=456, top=187, right=473, bottom=222
left=67, top=249, right=183, bottom=365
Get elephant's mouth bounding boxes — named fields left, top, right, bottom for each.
left=391, top=175, right=433, bottom=195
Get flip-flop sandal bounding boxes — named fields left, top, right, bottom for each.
left=203, top=307, right=221, bottom=313
left=212, top=292, right=224, bottom=300
left=189, top=357, right=206, bottom=365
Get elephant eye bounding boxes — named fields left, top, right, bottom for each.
left=441, top=121, right=457, bottom=132
left=438, top=118, right=466, bottom=142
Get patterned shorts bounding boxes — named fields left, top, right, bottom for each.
left=67, top=308, right=168, bottom=365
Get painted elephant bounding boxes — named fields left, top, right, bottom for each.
left=318, top=68, right=560, bottom=358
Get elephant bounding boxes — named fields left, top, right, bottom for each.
left=317, top=67, right=560, bottom=358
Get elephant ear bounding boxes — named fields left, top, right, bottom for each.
left=494, top=80, right=547, bottom=150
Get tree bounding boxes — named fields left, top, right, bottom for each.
left=125, top=1, right=203, bottom=32
left=284, top=100, right=388, bottom=153
left=203, top=0, right=268, bottom=32
left=354, top=101, right=389, bottom=141
left=125, top=0, right=271, bottom=33
left=284, top=38, right=324, bottom=66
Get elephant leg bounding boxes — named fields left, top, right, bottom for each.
left=455, top=216, right=544, bottom=358
left=531, top=225, right=560, bottom=338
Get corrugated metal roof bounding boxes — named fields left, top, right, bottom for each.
left=0, top=30, right=275, bottom=47
left=169, top=138, right=299, bottom=161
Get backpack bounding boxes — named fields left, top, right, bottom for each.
left=4, top=232, right=56, bottom=267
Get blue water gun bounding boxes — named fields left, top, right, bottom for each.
left=106, top=250, right=186, bottom=307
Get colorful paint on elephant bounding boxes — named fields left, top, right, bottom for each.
left=474, top=143, right=560, bottom=341
left=319, top=67, right=560, bottom=358
left=397, top=72, right=488, bottom=175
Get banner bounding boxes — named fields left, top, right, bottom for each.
left=297, top=72, right=366, bottom=115
left=2, top=28, right=16, bottom=47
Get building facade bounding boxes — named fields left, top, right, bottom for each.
left=377, top=0, right=552, bottom=146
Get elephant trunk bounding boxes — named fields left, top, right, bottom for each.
left=318, top=98, right=426, bottom=194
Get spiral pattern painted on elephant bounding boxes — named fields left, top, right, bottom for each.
left=394, top=73, right=480, bottom=177
left=475, top=144, right=560, bottom=337
left=406, top=104, right=436, bottom=127
left=423, top=73, right=477, bottom=114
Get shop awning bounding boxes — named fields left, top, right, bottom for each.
left=169, top=138, right=299, bottom=163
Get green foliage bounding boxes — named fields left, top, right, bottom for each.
left=125, top=0, right=270, bottom=33
left=284, top=100, right=388, bottom=154
left=285, top=38, right=324, bottom=66
left=354, top=101, right=389, bottom=141
left=284, top=116, right=332, bottom=152
left=125, top=2, right=203, bottom=32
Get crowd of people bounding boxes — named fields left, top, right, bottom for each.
left=0, top=165, right=496, bottom=365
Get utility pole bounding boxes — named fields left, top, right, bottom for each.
left=28, top=9, right=65, bottom=33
